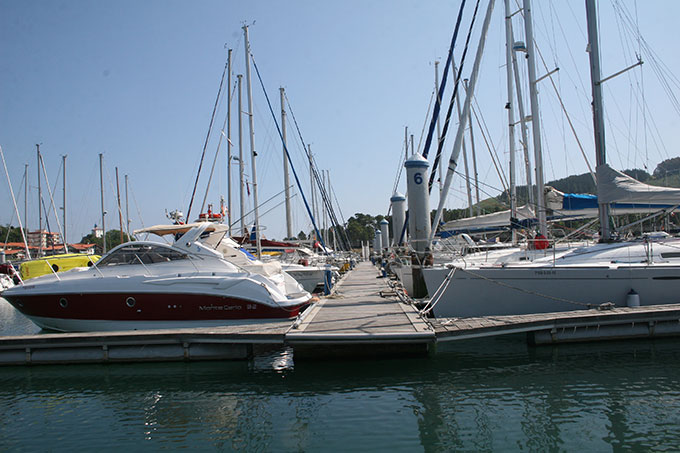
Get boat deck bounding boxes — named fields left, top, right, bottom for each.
left=1, top=261, right=680, bottom=365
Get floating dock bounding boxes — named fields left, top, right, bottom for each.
left=1, top=261, right=680, bottom=365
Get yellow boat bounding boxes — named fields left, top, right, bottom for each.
left=19, top=253, right=101, bottom=280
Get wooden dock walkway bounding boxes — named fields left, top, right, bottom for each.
left=2, top=261, right=680, bottom=365
left=432, top=304, right=680, bottom=344
left=287, top=261, right=434, bottom=358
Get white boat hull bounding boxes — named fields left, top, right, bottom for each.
left=423, top=264, right=680, bottom=318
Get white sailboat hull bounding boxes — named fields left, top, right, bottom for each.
left=423, top=263, right=680, bottom=318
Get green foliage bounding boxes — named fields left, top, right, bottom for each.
left=80, top=229, right=133, bottom=253
left=623, top=168, right=650, bottom=182
left=297, top=230, right=307, bottom=240
left=0, top=225, right=26, bottom=243
left=345, top=213, right=381, bottom=248
left=653, top=157, right=680, bottom=179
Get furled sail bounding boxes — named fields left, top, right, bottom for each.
left=439, top=205, right=536, bottom=237
left=597, top=164, right=680, bottom=205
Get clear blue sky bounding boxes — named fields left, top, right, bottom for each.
left=2, top=0, right=679, bottom=243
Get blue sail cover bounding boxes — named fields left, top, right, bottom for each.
left=561, top=193, right=673, bottom=212
left=562, top=193, right=598, bottom=210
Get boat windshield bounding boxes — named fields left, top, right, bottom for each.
left=97, top=244, right=189, bottom=266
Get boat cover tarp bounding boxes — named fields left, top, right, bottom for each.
left=597, top=164, right=680, bottom=205
left=439, top=205, right=536, bottom=237
left=134, top=222, right=226, bottom=236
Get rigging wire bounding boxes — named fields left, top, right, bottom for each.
left=427, top=0, right=481, bottom=192
left=250, top=55, right=335, bottom=252
left=283, top=91, right=352, bottom=250
left=421, top=0, right=470, bottom=162
left=470, top=96, right=508, bottom=192
left=186, top=55, right=229, bottom=222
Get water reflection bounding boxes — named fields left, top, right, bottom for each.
left=1, top=330, right=680, bottom=450
left=0, top=297, right=40, bottom=336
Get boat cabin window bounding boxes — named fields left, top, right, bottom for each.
left=97, top=244, right=189, bottom=266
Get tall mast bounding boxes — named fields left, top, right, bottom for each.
left=504, top=0, right=518, bottom=243
left=0, top=146, right=31, bottom=259
left=125, top=174, right=130, bottom=236
left=237, top=74, right=246, bottom=236
left=464, top=79, right=481, bottom=216
left=434, top=60, right=443, bottom=196
left=327, top=170, right=336, bottom=250
left=585, top=0, right=610, bottom=241
left=453, top=64, right=474, bottom=217
left=115, top=167, right=124, bottom=244
left=280, top=87, right=293, bottom=239
left=99, top=153, right=106, bottom=253
left=511, top=38, right=534, bottom=207
left=322, top=170, right=328, bottom=246
left=430, top=0, right=496, bottom=242
left=62, top=154, right=67, bottom=248
left=24, top=163, right=28, bottom=241
left=243, top=24, right=261, bottom=259
left=226, top=48, right=233, bottom=236
left=36, top=144, right=42, bottom=256
left=308, top=144, right=316, bottom=240
left=523, top=0, right=547, bottom=236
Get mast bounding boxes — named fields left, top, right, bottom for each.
left=237, top=74, right=246, bottom=237
left=511, top=38, right=534, bottom=207
left=327, top=171, right=337, bottom=250
left=585, top=0, right=611, bottom=241
left=280, top=87, right=293, bottom=239
left=99, top=153, right=106, bottom=254
left=243, top=24, right=261, bottom=259
left=434, top=61, right=443, bottom=196
left=115, top=167, right=124, bottom=244
left=125, top=174, right=130, bottom=236
left=430, top=0, right=496, bottom=243
left=227, top=48, right=233, bottom=236
left=24, top=163, right=28, bottom=243
left=322, top=170, right=328, bottom=246
left=62, top=154, right=67, bottom=247
left=464, top=79, right=481, bottom=216
left=308, top=144, right=316, bottom=241
left=0, top=146, right=31, bottom=259
left=504, top=0, right=518, bottom=243
left=37, top=144, right=42, bottom=256
left=523, top=0, right=547, bottom=236
left=453, top=64, right=474, bottom=217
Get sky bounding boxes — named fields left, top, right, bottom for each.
left=1, top=0, right=679, bottom=244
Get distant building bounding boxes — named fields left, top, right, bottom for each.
left=92, top=225, right=103, bottom=239
left=69, top=243, right=97, bottom=255
left=27, top=230, right=61, bottom=250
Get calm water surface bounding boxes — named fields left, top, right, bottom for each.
left=1, top=297, right=679, bottom=451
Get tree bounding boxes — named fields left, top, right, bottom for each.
left=345, top=213, right=380, bottom=248
left=653, top=157, right=680, bottom=179
left=297, top=230, right=307, bottom=240
left=0, top=225, right=25, bottom=243
left=623, top=168, right=650, bottom=182
left=80, top=229, right=133, bottom=254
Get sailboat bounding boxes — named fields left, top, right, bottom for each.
left=420, top=0, right=680, bottom=318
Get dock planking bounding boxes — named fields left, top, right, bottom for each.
left=287, top=261, right=435, bottom=358
left=3, top=261, right=680, bottom=365
left=433, top=304, right=680, bottom=344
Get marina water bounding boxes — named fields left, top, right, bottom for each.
left=1, top=297, right=679, bottom=451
